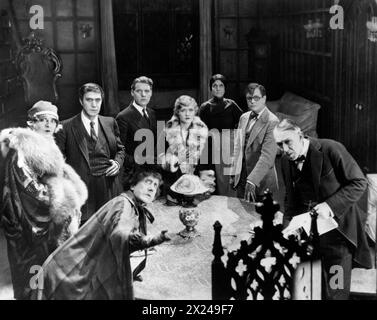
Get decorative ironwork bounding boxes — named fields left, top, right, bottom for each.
left=15, top=32, right=62, bottom=104
left=212, top=190, right=319, bottom=300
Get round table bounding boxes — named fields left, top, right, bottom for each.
left=133, top=195, right=260, bottom=300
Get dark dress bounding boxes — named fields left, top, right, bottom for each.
left=199, top=97, right=243, bottom=195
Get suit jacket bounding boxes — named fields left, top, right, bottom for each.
left=116, top=103, right=157, bottom=168
left=55, top=114, right=125, bottom=192
left=232, top=107, right=279, bottom=195
left=281, top=137, right=372, bottom=268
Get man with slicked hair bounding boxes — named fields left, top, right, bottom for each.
left=116, top=76, right=157, bottom=188
left=55, top=83, right=125, bottom=223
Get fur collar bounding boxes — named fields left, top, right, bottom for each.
left=1, top=127, right=88, bottom=246
left=164, top=116, right=208, bottom=165
left=0, top=127, right=65, bottom=177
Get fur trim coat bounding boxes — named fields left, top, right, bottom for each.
left=0, top=128, right=88, bottom=299
left=1, top=127, right=88, bottom=243
left=160, top=115, right=208, bottom=174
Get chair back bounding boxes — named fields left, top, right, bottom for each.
left=16, top=32, right=62, bottom=106
left=212, top=191, right=319, bottom=300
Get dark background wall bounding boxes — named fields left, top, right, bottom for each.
left=1, top=0, right=377, bottom=171
left=0, top=2, right=25, bottom=129
left=0, top=0, right=100, bottom=125
left=255, top=0, right=377, bottom=172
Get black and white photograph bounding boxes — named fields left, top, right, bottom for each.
left=0, top=0, right=376, bottom=306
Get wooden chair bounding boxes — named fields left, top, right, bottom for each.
left=212, top=191, right=320, bottom=300
left=15, top=32, right=62, bottom=106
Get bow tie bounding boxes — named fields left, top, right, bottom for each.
left=293, top=155, right=306, bottom=164
left=249, top=111, right=258, bottom=120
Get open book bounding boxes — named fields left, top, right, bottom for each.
left=283, top=211, right=338, bottom=238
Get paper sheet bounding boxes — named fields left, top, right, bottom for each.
left=283, top=211, right=338, bottom=238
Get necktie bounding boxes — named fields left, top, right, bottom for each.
left=249, top=111, right=258, bottom=120
left=90, top=121, right=97, bottom=143
left=290, top=154, right=306, bottom=171
left=246, top=112, right=258, bottom=132
left=142, top=108, right=150, bottom=126
left=294, top=154, right=306, bottom=164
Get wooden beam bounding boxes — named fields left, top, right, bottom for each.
left=199, top=0, right=213, bottom=103
left=99, top=0, right=119, bottom=117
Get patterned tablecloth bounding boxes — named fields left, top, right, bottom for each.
left=133, top=195, right=260, bottom=300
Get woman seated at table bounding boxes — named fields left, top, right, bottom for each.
left=199, top=74, right=243, bottom=196
left=0, top=101, right=87, bottom=300
left=158, top=95, right=215, bottom=205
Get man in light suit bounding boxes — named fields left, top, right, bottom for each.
left=116, top=76, right=157, bottom=188
left=55, top=83, right=125, bottom=223
left=231, top=83, right=279, bottom=201
left=273, top=119, right=372, bottom=299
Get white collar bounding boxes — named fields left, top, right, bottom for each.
left=133, top=101, right=147, bottom=116
left=256, top=106, right=267, bottom=117
left=301, top=138, right=310, bottom=158
left=81, top=111, right=98, bottom=135
left=251, top=106, right=266, bottom=119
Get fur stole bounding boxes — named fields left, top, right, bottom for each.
left=0, top=127, right=88, bottom=245
left=163, top=116, right=208, bottom=172
left=164, top=116, right=208, bottom=167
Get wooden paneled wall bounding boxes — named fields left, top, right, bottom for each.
left=214, top=0, right=259, bottom=107
left=0, top=4, right=25, bottom=129
left=4, top=0, right=100, bottom=121
left=259, top=0, right=377, bottom=171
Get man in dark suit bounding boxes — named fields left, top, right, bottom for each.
left=116, top=76, right=157, bottom=187
left=55, top=83, right=125, bottom=223
left=273, top=119, right=372, bottom=300
left=230, top=83, right=279, bottom=201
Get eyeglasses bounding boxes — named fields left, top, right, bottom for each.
left=246, top=96, right=263, bottom=102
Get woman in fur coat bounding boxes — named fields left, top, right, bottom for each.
left=0, top=101, right=88, bottom=300
left=158, top=95, right=215, bottom=204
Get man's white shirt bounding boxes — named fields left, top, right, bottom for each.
left=81, top=111, right=99, bottom=136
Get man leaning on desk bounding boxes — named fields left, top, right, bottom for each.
left=273, top=118, right=372, bottom=300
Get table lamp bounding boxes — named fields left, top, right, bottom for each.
left=170, top=174, right=209, bottom=238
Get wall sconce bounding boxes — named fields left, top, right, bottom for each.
left=304, top=18, right=323, bottom=39
left=367, top=17, right=377, bottom=42
left=79, top=24, right=93, bottom=39
left=223, top=26, right=234, bottom=41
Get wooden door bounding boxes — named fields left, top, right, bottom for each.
left=338, top=0, right=377, bottom=172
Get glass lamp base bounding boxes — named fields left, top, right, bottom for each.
left=178, top=227, right=200, bottom=239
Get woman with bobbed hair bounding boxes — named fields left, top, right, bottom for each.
left=158, top=95, right=215, bottom=205
left=199, top=74, right=243, bottom=196
left=0, top=101, right=87, bottom=300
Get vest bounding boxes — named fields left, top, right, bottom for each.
left=85, top=124, right=111, bottom=176
left=291, top=150, right=318, bottom=214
